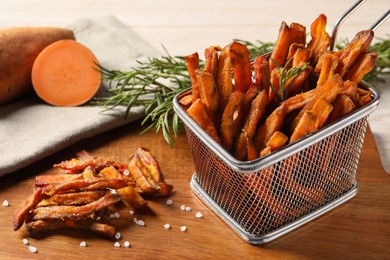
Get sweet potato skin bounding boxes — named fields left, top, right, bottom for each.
left=0, top=27, right=75, bottom=104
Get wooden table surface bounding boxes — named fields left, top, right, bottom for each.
left=1, top=0, right=390, bottom=259
left=0, top=122, right=389, bottom=259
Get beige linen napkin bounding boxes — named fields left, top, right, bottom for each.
left=0, top=15, right=159, bottom=177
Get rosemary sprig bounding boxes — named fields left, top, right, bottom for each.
left=94, top=48, right=198, bottom=146
left=267, top=58, right=310, bottom=102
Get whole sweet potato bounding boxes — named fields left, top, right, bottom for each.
left=0, top=27, right=75, bottom=104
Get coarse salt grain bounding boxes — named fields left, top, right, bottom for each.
left=22, top=238, right=29, bottom=245
left=180, top=226, right=187, bottom=232
left=114, top=212, right=120, bottom=219
left=123, top=241, right=131, bottom=248
left=166, top=199, right=173, bottom=206
left=114, top=242, right=121, bottom=248
left=164, top=223, right=171, bottom=229
left=110, top=189, right=117, bottom=194
left=195, top=212, right=203, bottom=218
left=135, top=220, right=145, bottom=226
left=123, top=169, right=130, bottom=176
left=133, top=217, right=137, bottom=222
left=180, top=205, right=186, bottom=211
left=129, top=209, right=134, bottom=215
left=115, top=232, right=121, bottom=240
left=2, top=200, right=9, bottom=207
left=185, top=206, right=192, bottom=212
left=28, top=245, right=38, bottom=253
left=80, top=241, right=87, bottom=247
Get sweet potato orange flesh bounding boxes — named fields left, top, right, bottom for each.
left=31, top=39, right=101, bottom=106
left=0, top=27, right=75, bottom=104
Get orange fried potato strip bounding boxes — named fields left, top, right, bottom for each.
left=229, top=41, right=252, bottom=94
left=316, top=53, right=340, bottom=87
left=307, top=14, right=331, bottom=64
left=216, top=45, right=234, bottom=111
left=234, top=88, right=268, bottom=160
left=204, top=46, right=221, bottom=79
left=196, top=69, right=220, bottom=127
left=344, top=52, right=377, bottom=85
left=327, top=95, right=356, bottom=124
left=185, top=52, right=200, bottom=103
left=187, top=98, right=220, bottom=144
left=220, top=91, right=245, bottom=151
left=269, top=21, right=292, bottom=70
left=290, top=22, right=306, bottom=46
left=26, top=219, right=116, bottom=238
left=336, top=30, right=374, bottom=77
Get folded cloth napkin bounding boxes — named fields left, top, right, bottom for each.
left=0, top=15, right=160, bottom=177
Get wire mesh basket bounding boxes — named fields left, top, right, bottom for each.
left=173, top=82, right=379, bottom=244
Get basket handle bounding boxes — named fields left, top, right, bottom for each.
left=330, top=0, right=390, bottom=51
left=330, top=0, right=366, bottom=51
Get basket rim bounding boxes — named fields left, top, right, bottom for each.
left=173, top=81, right=380, bottom=173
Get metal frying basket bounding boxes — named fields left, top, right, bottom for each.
left=174, top=83, right=379, bottom=244
left=173, top=1, right=386, bottom=244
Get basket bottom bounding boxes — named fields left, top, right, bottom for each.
left=190, top=173, right=358, bottom=245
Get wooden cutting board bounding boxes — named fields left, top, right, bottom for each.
left=1, top=121, right=389, bottom=259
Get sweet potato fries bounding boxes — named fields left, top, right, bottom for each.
left=13, top=148, right=173, bottom=238
left=180, top=13, right=376, bottom=161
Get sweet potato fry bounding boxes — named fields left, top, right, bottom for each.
left=340, top=80, right=358, bottom=101
left=266, top=131, right=289, bottom=151
left=204, top=46, right=221, bottom=79
left=216, top=45, right=234, bottom=111
left=26, top=219, right=116, bottom=238
left=336, top=30, right=374, bottom=77
left=99, top=165, right=124, bottom=179
left=128, top=154, right=159, bottom=194
left=35, top=173, right=83, bottom=187
left=316, top=53, right=339, bottom=87
left=53, top=150, right=115, bottom=173
left=307, top=14, right=331, bottom=64
left=196, top=69, right=220, bottom=127
left=37, top=190, right=108, bottom=207
left=30, top=192, right=122, bottom=221
left=46, top=177, right=129, bottom=196
left=13, top=188, right=45, bottom=231
left=269, top=21, right=292, bottom=70
left=116, top=186, right=148, bottom=209
left=290, top=22, right=306, bottom=46
left=220, top=91, right=245, bottom=151
left=344, top=52, right=377, bottom=85
left=187, top=98, right=221, bottom=144
left=135, top=147, right=162, bottom=183
left=253, top=102, right=288, bottom=152
left=229, top=41, right=252, bottom=94
left=178, top=93, right=193, bottom=110
left=327, top=95, right=355, bottom=124
left=185, top=52, right=200, bottom=103
left=253, top=55, right=270, bottom=97
left=286, top=43, right=305, bottom=65
left=355, top=88, right=372, bottom=108
left=234, top=88, right=268, bottom=160
left=311, top=97, right=334, bottom=129
left=289, top=110, right=317, bottom=143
